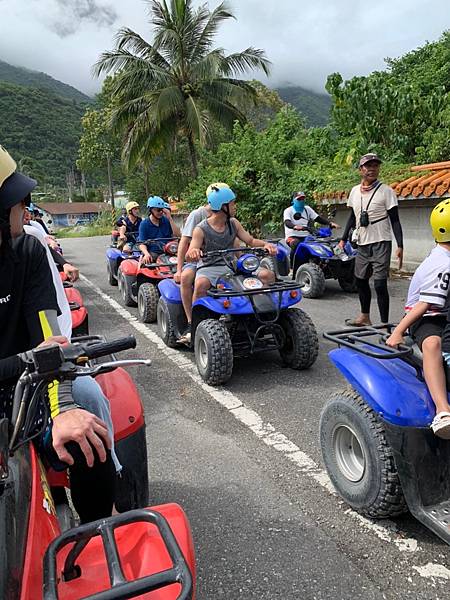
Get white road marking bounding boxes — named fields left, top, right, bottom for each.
left=413, top=563, right=450, bottom=580
left=82, top=275, right=422, bottom=553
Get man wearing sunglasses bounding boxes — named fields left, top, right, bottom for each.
left=138, top=195, right=181, bottom=265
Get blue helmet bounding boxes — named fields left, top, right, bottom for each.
left=207, top=186, right=236, bottom=211
left=147, top=196, right=170, bottom=209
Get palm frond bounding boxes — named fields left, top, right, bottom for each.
left=219, top=48, right=271, bottom=78
left=184, top=95, right=208, bottom=144
left=189, top=2, right=234, bottom=62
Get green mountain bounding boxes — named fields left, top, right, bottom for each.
left=0, top=61, right=91, bottom=186
left=276, top=86, right=331, bottom=127
left=0, top=60, right=91, bottom=104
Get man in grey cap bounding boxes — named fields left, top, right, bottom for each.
left=339, top=153, right=404, bottom=326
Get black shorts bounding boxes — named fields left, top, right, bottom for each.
left=410, top=316, right=447, bottom=350
left=355, top=241, right=392, bottom=280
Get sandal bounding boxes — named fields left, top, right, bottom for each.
left=344, top=318, right=372, bottom=327
left=431, top=412, right=450, bottom=439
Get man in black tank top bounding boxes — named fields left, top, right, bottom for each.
left=185, top=187, right=277, bottom=334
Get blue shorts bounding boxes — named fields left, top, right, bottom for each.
left=182, top=263, right=197, bottom=272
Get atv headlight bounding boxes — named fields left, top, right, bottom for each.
left=166, top=241, right=179, bottom=255
left=309, top=244, right=329, bottom=256
left=237, top=254, right=260, bottom=274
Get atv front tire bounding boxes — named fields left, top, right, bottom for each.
left=118, top=270, right=136, bottom=307
left=295, top=263, right=326, bottom=298
left=138, top=283, right=159, bottom=323
left=279, top=308, right=318, bottom=369
left=107, top=260, right=118, bottom=286
left=195, top=319, right=233, bottom=385
left=157, top=297, right=178, bottom=348
left=320, top=388, right=407, bottom=518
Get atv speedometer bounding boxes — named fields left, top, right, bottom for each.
left=237, top=254, right=260, bottom=274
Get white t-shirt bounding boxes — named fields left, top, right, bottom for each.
left=283, top=205, right=319, bottom=239
left=24, top=225, right=72, bottom=339
left=182, top=207, right=210, bottom=238
left=347, top=183, right=398, bottom=246
left=405, top=245, right=450, bottom=317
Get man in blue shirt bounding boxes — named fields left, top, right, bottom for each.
left=138, top=196, right=181, bottom=264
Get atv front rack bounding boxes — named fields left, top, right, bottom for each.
left=207, top=280, right=300, bottom=298
left=43, top=508, right=193, bottom=600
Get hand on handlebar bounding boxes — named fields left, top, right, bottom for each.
left=331, top=222, right=341, bottom=229
left=52, top=409, right=111, bottom=467
left=338, top=239, right=346, bottom=250
left=38, top=336, right=69, bottom=348
left=264, top=242, right=277, bottom=256
left=186, top=247, right=202, bottom=262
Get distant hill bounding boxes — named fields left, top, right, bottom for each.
left=0, top=81, right=86, bottom=186
left=0, top=60, right=92, bottom=104
left=276, top=86, right=331, bottom=127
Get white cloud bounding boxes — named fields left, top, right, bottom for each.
left=0, top=0, right=448, bottom=95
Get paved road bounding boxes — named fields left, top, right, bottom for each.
left=63, top=236, right=450, bottom=599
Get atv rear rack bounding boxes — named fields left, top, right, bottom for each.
left=207, top=280, right=300, bottom=298
left=43, top=508, right=193, bottom=600
left=324, top=325, right=424, bottom=379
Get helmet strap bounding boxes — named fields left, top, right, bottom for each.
left=222, top=204, right=232, bottom=234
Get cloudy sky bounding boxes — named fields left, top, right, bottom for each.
left=0, top=0, right=448, bottom=96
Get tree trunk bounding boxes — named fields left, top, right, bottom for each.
left=107, top=154, right=115, bottom=208
left=187, top=135, right=198, bottom=178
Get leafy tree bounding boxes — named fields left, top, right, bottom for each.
left=93, top=0, right=270, bottom=176
left=77, top=77, right=122, bottom=205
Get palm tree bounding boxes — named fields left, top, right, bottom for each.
left=93, top=0, right=271, bottom=177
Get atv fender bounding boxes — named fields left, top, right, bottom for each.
left=329, top=347, right=435, bottom=427
left=158, top=279, right=182, bottom=304
left=96, top=368, right=145, bottom=441
left=106, top=247, right=122, bottom=261
left=120, top=259, right=139, bottom=277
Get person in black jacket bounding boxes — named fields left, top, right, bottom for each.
left=0, top=160, right=115, bottom=523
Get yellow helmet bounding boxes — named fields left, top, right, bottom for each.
left=430, top=199, right=450, bottom=242
left=125, top=201, right=140, bottom=213
left=205, top=182, right=230, bottom=198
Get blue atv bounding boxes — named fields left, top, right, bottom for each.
left=292, top=226, right=357, bottom=298
left=320, top=325, right=450, bottom=545
left=106, top=233, right=140, bottom=286
left=157, top=244, right=319, bottom=385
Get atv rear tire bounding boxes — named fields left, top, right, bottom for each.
left=338, top=275, right=358, bottom=293
left=118, top=270, right=136, bottom=307
left=195, top=319, right=233, bottom=385
left=295, top=263, right=326, bottom=298
left=320, top=388, right=407, bottom=519
left=157, top=297, right=178, bottom=348
left=107, top=260, right=118, bottom=286
left=279, top=308, right=319, bottom=369
left=138, top=283, right=159, bottom=323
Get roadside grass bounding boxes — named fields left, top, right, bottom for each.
left=56, top=212, right=115, bottom=238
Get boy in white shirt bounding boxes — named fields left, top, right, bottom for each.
left=387, top=199, right=450, bottom=438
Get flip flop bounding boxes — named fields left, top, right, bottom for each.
left=344, top=318, right=372, bottom=327
left=431, top=412, right=450, bottom=439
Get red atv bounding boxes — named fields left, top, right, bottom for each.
left=118, top=239, right=179, bottom=323
left=3, top=336, right=195, bottom=599
left=59, top=272, right=89, bottom=337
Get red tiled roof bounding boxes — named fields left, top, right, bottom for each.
left=315, top=160, right=450, bottom=205
left=35, top=202, right=111, bottom=215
